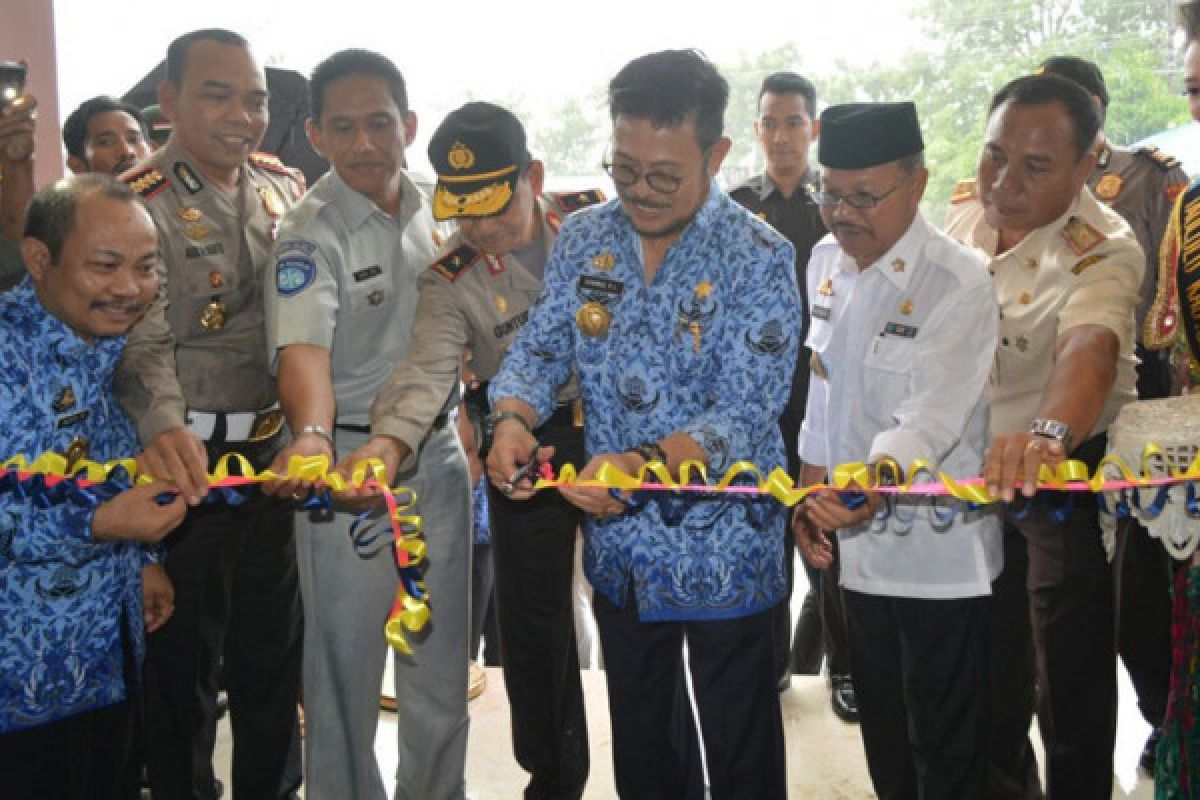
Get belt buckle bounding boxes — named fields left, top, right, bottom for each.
left=248, top=409, right=286, bottom=442
left=571, top=398, right=584, bottom=428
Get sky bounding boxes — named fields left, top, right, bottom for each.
left=52, top=0, right=922, bottom=175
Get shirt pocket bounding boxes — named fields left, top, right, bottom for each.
left=863, top=334, right=917, bottom=376
left=347, top=274, right=392, bottom=314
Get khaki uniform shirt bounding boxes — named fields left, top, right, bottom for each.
left=1088, top=143, right=1189, bottom=335
left=265, top=168, right=443, bottom=425
left=371, top=192, right=600, bottom=465
left=945, top=186, right=1142, bottom=438
left=115, top=137, right=304, bottom=442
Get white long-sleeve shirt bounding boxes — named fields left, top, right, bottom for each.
left=799, top=213, right=1003, bottom=599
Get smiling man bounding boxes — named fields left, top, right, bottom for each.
left=262, top=49, right=471, bottom=800
left=62, top=96, right=152, bottom=176
left=946, top=73, right=1142, bottom=799
left=115, top=28, right=307, bottom=800
left=487, top=49, right=801, bottom=798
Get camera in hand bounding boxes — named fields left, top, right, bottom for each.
left=0, top=60, right=27, bottom=115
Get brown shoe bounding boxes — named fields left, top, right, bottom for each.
left=468, top=661, right=487, bottom=701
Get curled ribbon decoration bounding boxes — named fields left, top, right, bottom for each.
left=1, top=451, right=428, bottom=653
left=532, top=445, right=1200, bottom=519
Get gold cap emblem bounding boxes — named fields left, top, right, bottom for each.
left=694, top=280, right=714, bottom=299
left=592, top=251, right=615, bottom=270
left=892, top=258, right=905, bottom=273
left=447, top=141, right=476, bottom=171
left=185, top=223, right=211, bottom=241
left=493, top=295, right=509, bottom=314
left=178, top=207, right=203, bottom=222
left=900, top=299, right=913, bottom=315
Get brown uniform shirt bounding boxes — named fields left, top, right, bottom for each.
left=946, top=185, right=1142, bottom=438
left=371, top=191, right=602, bottom=465
left=1087, top=143, right=1188, bottom=336
left=115, top=137, right=305, bottom=442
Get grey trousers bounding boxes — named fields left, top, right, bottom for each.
left=296, top=426, right=472, bottom=800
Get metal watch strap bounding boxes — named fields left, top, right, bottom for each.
left=629, top=441, right=667, bottom=466
left=298, top=424, right=335, bottom=449
left=1029, top=417, right=1073, bottom=450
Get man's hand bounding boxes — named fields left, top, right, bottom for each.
left=333, top=434, right=412, bottom=510
left=142, top=563, right=174, bottom=633
left=93, top=484, right=187, bottom=543
left=137, top=427, right=210, bottom=506
left=558, top=452, right=639, bottom=518
left=802, top=487, right=880, bottom=531
left=262, top=431, right=334, bottom=499
left=984, top=432, right=1066, bottom=503
left=791, top=504, right=834, bottom=570
left=486, top=419, right=552, bottom=501
left=0, top=95, right=36, bottom=164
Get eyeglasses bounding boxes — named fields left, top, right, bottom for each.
left=811, top=182, right=903, bottom=211
left=602, top=159, right=686, bottom=195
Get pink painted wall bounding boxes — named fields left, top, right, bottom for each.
left=0, top=0, right=62, bottom=186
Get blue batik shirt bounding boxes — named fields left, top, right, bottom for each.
left=491, top=182, right=802, bottom=621
left=0, top=279, right=150, bottom=732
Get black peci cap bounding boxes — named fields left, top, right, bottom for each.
left=817, top=102, right=924, bottom=170
left=428, top=101, right=530, bottom=221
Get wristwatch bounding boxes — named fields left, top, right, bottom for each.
left=482, top=410, right=531, bottom=457
left=627, top=441, right=668, bottom=466
left=1029, top=417, right=1074, bottom=451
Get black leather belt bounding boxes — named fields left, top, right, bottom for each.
left=335, top=413, right=449, bottom=436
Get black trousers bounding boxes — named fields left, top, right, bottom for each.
left=844, top=590, right=989, bottom=800
left=987, top=434, right=1116, bottom=800
left=143, top=436, right=303, bottom=800
left=488, top=408, right=589, bottom=800
left=593, top=592, right=786, bottom=800
left=0, top=620, right=140, bottom=800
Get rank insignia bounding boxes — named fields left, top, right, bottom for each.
left=900, top=299, right=913, bottom=315
left=53, top=386, right=76, bottom=413
left=1060, top=216, right=1106, bottom=257
left=185, top=223, right=211, bottom=241
left=125, top=166, right=167, bottom=199
left=432, top=244, right=480, bottom=282
left=545, top=210, right=562, bottom=233
left=493, top=295, right=508, bottom=314
left=1071, top=253, right=1108, bottom=276
left=810, top=351, right=828, bottom=380
left=592, top=251, right=615, bottom=270
left=447, top=142, right=476, bottom=170
left=259, top=186, right=285, bottom=218
left=892, top=258, right=905, bottom=273
left=575, top=301, right=611, bottom=337
left=1167, top=183, right=1189, bottom=204
left=178, top=207, right=203, bottom=223
left=694, top=280, right=714, bottom=299
left=1094, top=173, right=1123, bottom=202
left=173, top=162, right=204, bottom=194
left=818, top=278, right=834, bottom=296
left=367, top=289, right=385, bottom=307
left=950, top=178, right=977, bottom=204
left=201, top=300, right=227, bottom=331
left=552, top=189, right=606, bottom=215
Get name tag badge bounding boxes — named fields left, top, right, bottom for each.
left=812, top=304, right=831, bottom=321
left=883, top=321, right=918, bottom=338
left=353, top=265, right=383, bottom=283
left=56, top=409, right=91, bottom=429
left=577, top=275, right=625, bottom=301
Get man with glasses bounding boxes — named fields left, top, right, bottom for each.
left=793, top=101, right=1000, bottom=800
left=342, top=100, right=605, bottom=800
left=946, top=73, right=1142, bottom=799
left=486, top=49, right=801, bottom=798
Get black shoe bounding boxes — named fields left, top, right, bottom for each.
left=830, top=675, right=859, bottom=723
left=790, top=592, right=824, bottom=676
left=1140, top=729, right=1162, bottom=773
left=777, top=673, right=792, bottom=692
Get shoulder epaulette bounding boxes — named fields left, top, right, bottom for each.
left=950, top=178, right=977, bottom=204
left=123, top=166, right=168, bottom=200
left=1061, top=215, right=1107, bottom=257
left=1137, top=146, right=1182, bottom=172
left=551, top=189, right=606, bottom=215
left=431, top=243, right=481, bottom=282
left=248, top=151, right=293, bottom=176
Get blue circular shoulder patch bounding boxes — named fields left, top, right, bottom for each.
left=276, top=255, right=316, bottom=296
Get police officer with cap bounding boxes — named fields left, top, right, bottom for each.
left=345, top=101, right=603, bottom=799
left=1038, top=54, right=1185, bottom=772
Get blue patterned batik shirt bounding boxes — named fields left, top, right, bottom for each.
left=0, top=279, right=150, bottom=732
left=491, top=182, right=802, bottom=621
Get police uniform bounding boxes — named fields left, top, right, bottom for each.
left=1088, top=142, right=1187, bottom=753
left=264, top=167, right=471, bottom=800
left=116, top=136, right=305, bottom=800
left=729, top=171, right=845, bottom=686
left=370, top=102, right=601, bottom=799
left=946, top=184, right=1142, bottom=799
